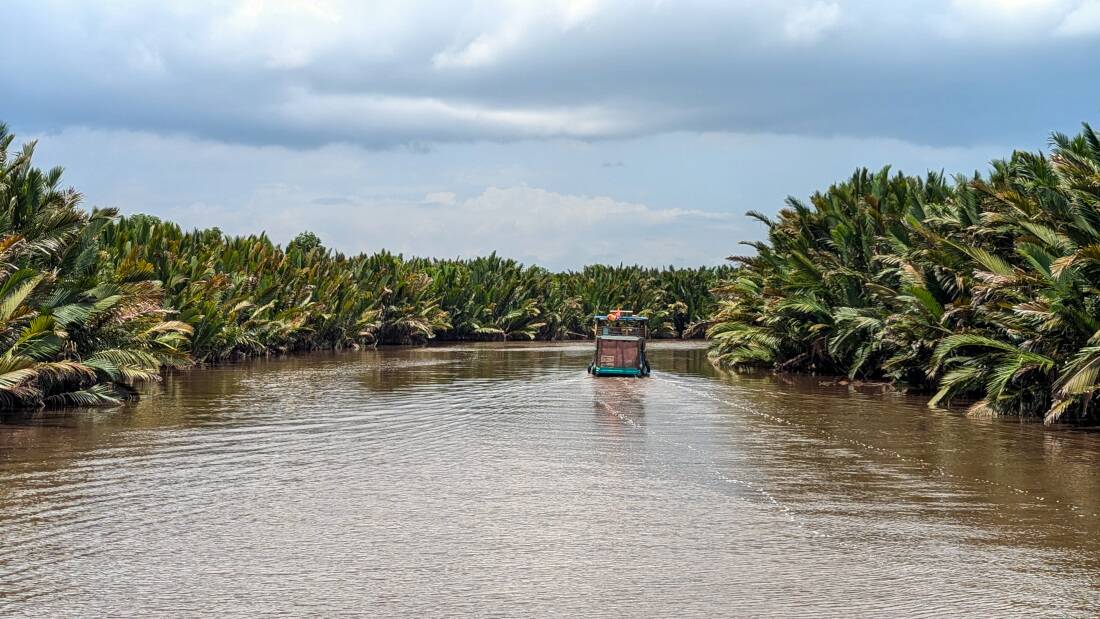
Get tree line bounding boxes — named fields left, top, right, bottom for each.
left=708, top=122, right=1100, bottom=424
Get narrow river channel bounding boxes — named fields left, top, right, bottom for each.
left=2, top=342, right=1100, bottom=616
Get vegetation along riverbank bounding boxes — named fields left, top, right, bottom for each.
left=708, top=122, right=1100, bottom=424
left=0, top=124, right=726, bottom=408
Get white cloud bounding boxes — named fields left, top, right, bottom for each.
left=560, top=0, right=603, bottom=27
left=433, top=20, right=526, bottom=69
left=368, top=186, right=734, bottom=266
left=950, top=0, right=1066, bottom=16
left=126, top=40, right=166, bottom=75
left=433, top=0, right=606, bottom=68
left=1056, top=0, right=1100, bottom=35
left=171, top=184, right=733, bottom=267
left=24, top=126, right=737, bottom=267
left=204, top=0, right=346, bottom=69
left=783, top=2, right=841, bottom=43
left=28, top=126, right=1010, bottom=268
left=423, top=191, right=456, bottom=205
left=939, top=0, right=1084, bottom=37
left=272, top=90, right=644, bottom=140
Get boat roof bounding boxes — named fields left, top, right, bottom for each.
left=594, top=315, right=648, bottom=321
left=597, top=335, right=644, bottom=341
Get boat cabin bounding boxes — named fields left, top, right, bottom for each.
left=588, top=311, right=651, bottom=377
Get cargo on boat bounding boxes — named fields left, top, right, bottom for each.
left=587, top=310, right=651, bottom=377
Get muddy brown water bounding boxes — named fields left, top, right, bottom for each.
left=2, top=342, right=1100, bottom=617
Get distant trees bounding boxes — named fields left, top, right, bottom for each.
left=287, top=231, right=323, bottom=255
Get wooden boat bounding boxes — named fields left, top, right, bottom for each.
left=587, top=310, right=651, bottom=377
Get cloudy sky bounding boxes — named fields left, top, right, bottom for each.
left=7, top=0, right=1100, bottom=268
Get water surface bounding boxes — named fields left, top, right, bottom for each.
left=2, top=342, right=1100, bottom=616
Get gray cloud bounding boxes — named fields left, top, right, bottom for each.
left=10, top=1, right=1094, bottom=267
left=5, top=1, right=1099, bottom=150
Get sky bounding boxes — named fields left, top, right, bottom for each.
left=6, top=0, right=1100, bottom=269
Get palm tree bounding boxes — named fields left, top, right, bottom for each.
left=709, top=122, right=1100, bottom=423
left=0, top=125, right=189, bottom=407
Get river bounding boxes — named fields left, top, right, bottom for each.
left=1, top=342, right=1099, bottom=616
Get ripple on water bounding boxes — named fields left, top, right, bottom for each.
left=1, top=344, right=1100, bottom=617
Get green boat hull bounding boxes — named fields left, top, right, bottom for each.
left=589, top=365, right=649, bottom=377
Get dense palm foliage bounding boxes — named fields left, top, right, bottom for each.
left=0, top=125, right=724, bottom=409
left=0, top=125, right=190, bottom=407
left=99, top=218, right=724, bottom=360
left=709, top=123, right=1100, bottom=424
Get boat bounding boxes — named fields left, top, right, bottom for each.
left=587, top=310, right=651, bottom=377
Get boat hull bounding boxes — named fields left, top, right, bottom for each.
left=590, top=365, right=647, bottom=377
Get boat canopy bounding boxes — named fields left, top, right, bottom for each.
left=594, top=314, right=648, bottom=322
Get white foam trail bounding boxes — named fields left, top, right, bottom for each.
left=592, top=379, right=823, bottom=537
left=656, top=372, right=1099, bottom=520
